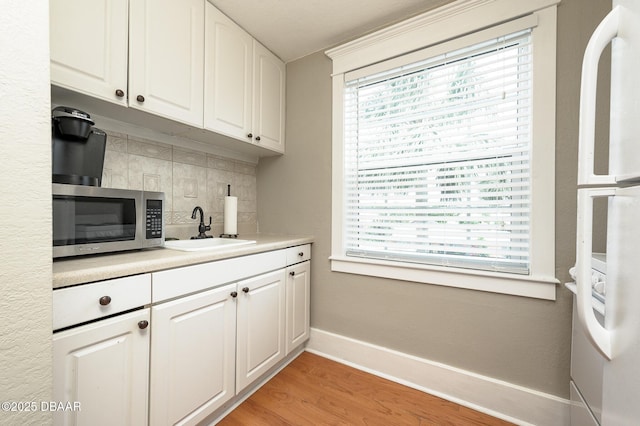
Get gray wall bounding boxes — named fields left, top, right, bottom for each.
left=257, top=0, right=611, bottom=398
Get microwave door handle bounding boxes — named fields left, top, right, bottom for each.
left=576, top=188, right=615, bottom=360
left=578, top=6, right=620, bottom=186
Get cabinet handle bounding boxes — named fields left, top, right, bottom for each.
left=255, top=136, right=261, bottom=141
left=247, top=133, right=253, bottom=139
left=289, top=271, right=295, bottom=276
left=115, top=89, right=125, bottom=98
left=136, top=95, right=145, bottom=103
left=230, top=291, right=238, bottom=298
left=298, top=252, right=304, bottom=257
left=138, top=320, right=149, bottom=330
left=99, top=296, right=112, bottom=306
left=242, top=287, right=250, bottom=293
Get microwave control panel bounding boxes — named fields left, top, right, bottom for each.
left=146, top=199, right=163, bottom=239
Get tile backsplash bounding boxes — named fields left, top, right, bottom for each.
left=102, top=130, right=257, bottom=239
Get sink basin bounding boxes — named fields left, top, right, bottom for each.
left=164, top=238, right=256, bottom=252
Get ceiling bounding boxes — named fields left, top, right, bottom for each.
left=207, top=0, right=453, bottom=63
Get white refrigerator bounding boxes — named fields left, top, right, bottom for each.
left=568, top=0, right=640, bottom=425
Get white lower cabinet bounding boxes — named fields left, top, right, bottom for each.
left=286, top=260, right=311, bottom=353
left=149, top=283, right=237, bottom=426
left=150, top=269, right=286, bottom=425
left=53, top=245, right=311, bottom=426
left=236, top=269, right=286, bottom=391
left=53, top=309, right=150, bottom=426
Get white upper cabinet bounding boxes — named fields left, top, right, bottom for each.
left=50, top=0, right=129, bottom=106
left=51, top=0, right=204, bottom=127
left=204, top=4, right=253, bottom=141
left=205, top=4, right=286, bottom=153
left=252, top=41, right=286, bottom=153
left=129, top=0, right=204, bottom=127
left=50, top=1, right=285, bottom=155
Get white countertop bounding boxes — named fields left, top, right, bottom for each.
left=53, top=234, right=314, bottom=289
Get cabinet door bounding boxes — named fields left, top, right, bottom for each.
left=252, top=41, right=286, bottom=153
left=129, top=0, right=204, bottom=127
left=53, top=309, right=150, bottom=426
left=50, top=0, right=128, bottom=106
left=236, top=269, right=286, bottom=391
left=286, top=261, right=310, bottom=354
left=204, top=4, right=253, bottom=141
left=150, top=284, right=236, bottom=426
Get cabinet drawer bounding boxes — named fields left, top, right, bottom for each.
left=53, top=274, right=151, bottom=330
left=286, top=244, right=311, bottom=265
left=152, top=249, right=287, bottom=302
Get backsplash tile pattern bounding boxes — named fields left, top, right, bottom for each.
left=102, top=130, right=257, bottom=238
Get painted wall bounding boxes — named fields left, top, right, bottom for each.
left=257, top=0, right=611, bottom=398
left=0, top=1, right=53, bottom=425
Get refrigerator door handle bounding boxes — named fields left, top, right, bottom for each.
left=576, top=188, right=615, bottom=360
left=578, top=6, right=620, bottom=186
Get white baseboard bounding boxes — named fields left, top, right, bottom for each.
left=306, top=328, right=570, bottom=426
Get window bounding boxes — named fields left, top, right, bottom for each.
left=345, top=30, right=532, bottom=274
left=328, top=1, right=559, bottom=299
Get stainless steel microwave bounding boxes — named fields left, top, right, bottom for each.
left=53, top=183, right=165, bottom=258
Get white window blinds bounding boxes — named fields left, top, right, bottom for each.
left=343, top=29, right=533, bottom=274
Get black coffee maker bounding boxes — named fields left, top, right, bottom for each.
left=52, top=106, right=107, bottom=187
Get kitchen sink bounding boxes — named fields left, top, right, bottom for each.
left=163, top=238, right=256, bottom=252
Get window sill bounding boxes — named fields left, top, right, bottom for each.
left=330, top=255, right=559, bottom=300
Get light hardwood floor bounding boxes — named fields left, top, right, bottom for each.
left=218, top=351, right=513, bottom=425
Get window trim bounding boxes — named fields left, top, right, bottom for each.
left=327, top=0, right=560, bottom=300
